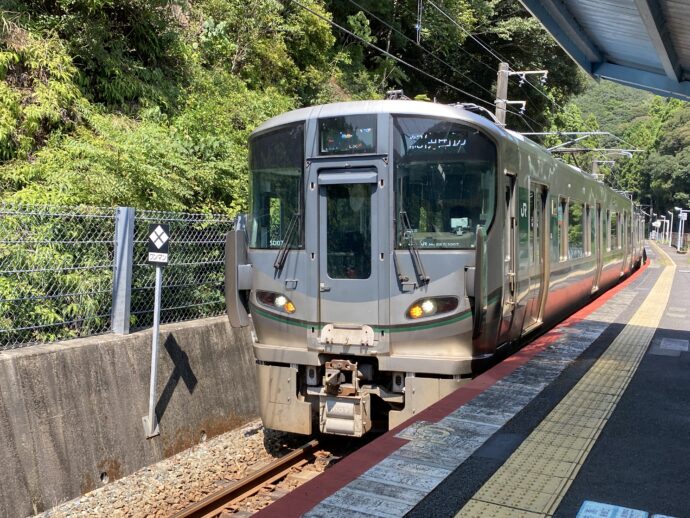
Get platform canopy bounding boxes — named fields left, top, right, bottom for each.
left=518, top=0, right=690, bottom=101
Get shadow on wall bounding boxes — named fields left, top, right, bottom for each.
left=156, top=334, right=198, bottom=424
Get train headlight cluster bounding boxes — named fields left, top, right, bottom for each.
left=257, top=291, right=296, bottom=314
left=406, top=297, right=458, bottom=319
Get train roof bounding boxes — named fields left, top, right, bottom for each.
left=252, top=99, right=514, bottom=143
left=251, top=99, right=630, bottom=203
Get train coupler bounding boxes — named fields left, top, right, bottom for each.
left=319, top=393, right=371, bottom=436
left=319, top=359, right=371, bottom=436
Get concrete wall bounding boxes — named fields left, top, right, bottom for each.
left=0, top=317, right=258, bottom=517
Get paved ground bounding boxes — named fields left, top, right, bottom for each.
left=554, top=244, right=690, bottom=517
left=260, top=244, right=685, bottom=518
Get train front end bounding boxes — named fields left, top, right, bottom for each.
left=226, top=101, right=504, bottom=436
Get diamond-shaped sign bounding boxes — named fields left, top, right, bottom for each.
left=147, top=223, right=169, bottom=265
left=149, top=225, right=169, bottom=249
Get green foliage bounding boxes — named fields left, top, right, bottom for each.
left=574, top=80, right=690, bottom=214
left=7, top=0, right=189, bottom=109
left=0, top=21, right=81, bottom=161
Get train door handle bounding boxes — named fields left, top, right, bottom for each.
left=320, top=283, right=331, bottom=292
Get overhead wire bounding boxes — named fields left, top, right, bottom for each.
left=422, top=1, right=638, bottom=187
left=345, top=0, right=497, bottom=101
left=343, top=0, right=544, bottom=129
left=290, top=0, right=535, bottom=122
left=426, top=0, right=510, bottom=65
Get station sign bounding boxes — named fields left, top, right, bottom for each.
left=147, top=224, right=170, bottom=265
left=680, top=212, right=687, bottom=221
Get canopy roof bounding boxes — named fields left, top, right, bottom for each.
left=519, top=0, right=690, bottom=100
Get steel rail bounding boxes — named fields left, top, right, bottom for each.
left=170, top=439, right=320, bottom=518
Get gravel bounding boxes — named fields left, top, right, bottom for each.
left=35, top=421, right=305, bottom=518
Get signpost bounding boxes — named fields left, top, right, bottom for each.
left=143, top=224, right=169, bottom=438
left=676, top=210, right=688, bottom=252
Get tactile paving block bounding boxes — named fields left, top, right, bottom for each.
left=472, top=475, right=561, bottom=512
left=457, top=499, right=546, bottom=518
left=456, top=242, right=676, bottom=517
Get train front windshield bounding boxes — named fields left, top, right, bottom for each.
left=394, top=117, right=497, bottom=249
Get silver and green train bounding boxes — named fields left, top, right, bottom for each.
left=225, top=100, right=645, bottom=437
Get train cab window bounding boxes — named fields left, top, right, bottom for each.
left=568, top=201, right=584, bottom=259
left=393, top=116, right=496, bottom=249
left=319, top=115, right=376, bottom=155
left=611, top=212, right=619, bottom=250
left=248, top=123, right=304, bottom=249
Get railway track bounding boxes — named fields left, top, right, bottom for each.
left=170, top=439, right=324, bottom=518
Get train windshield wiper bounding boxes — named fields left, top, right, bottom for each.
left=273, top=212, right=300, bottom=271
left=399, top=211, right=430, bottom=285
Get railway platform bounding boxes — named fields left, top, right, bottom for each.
left=256, top=241, right=690, bottom=518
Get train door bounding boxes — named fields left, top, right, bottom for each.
left=317, top=169, right=381, bottom=331
left=524, top=182, right=547, bottom=332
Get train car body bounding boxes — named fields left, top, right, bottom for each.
left=225, top=100, right=644, bottom=437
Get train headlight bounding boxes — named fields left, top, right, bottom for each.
left=406, top=297, right=458, bottom=319
left=257, top=291, right=297, bottom=314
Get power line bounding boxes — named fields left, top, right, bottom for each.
left=291, top=0, right=535, bottom=123
left=344, top=0, right=545, bottom=129
left=345, top=0, right=497, bottom=101
left=427, top=0, right=510, bottom=65
left=395, top=0, right=497, bottom=75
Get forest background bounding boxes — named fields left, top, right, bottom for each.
left=1, top=0, right=689, bottom=216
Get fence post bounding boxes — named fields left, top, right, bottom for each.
left=112, top=207, right=135, bottom=334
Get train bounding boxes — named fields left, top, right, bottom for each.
left=225, top=100, right=645, bottom=437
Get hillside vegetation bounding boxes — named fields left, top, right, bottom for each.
left=574, top=81, right=690, bottom=213
left=0, top=1, right=687, bottom=214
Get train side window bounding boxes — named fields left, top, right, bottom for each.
left=611, top=212, right=618, bottom=250
left=559, top=198, right=567, bottom=261
left=584, top=205, right=591, bottom=256
left=589, top=204, right=597, bottom=256
left=550, top=198, right=560, bottom=262
left=568, top=201, right=584, bottom=259
left=606, top=210, right=611, bottom=251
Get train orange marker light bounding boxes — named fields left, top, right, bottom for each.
left=284, top=301, right=296, bottom=314
left=409, top=305, right=424, bottom=319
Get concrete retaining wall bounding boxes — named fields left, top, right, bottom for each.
left=0, top=317, right=258, bottom=517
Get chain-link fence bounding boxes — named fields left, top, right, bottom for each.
left=0, top=202, right=116, bottom=348
left=130, top=211, right=233, bottom=329
left=0, top=202, right=234, bottom=349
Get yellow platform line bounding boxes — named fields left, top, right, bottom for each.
left=457, top=244, right=675, bottom=518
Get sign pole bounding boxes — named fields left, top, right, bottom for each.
left=144, top=265, right=162, bottom=438
left=142, top=223, right=170, bottom=438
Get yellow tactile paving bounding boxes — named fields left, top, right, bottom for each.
left=457, top=243, right=676, bottom=517
left=459, top=500, right=546, bottom=518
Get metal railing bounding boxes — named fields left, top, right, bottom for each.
left=0, top=202, right=234, bottom=349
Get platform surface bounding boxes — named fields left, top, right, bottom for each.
left=258, top=242, right=688, bottom=518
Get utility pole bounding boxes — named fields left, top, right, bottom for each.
left=495, top=62, right=509, bottom=126
left=495, top=63, right=545, bottom=127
